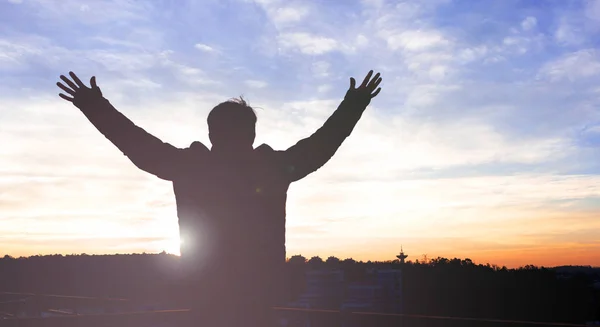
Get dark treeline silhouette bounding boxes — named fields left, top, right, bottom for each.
left=1, top=253, right=598, bottom=324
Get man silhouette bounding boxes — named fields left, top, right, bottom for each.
left=56, top=70, right=382, bottom=326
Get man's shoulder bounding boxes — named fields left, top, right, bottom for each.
left=256, top=143, right=288, bottom=157
left=186, top=141, right=210, bottom=155
left=255, top=143, right=274, bottom=153
left=256, top=143, right=290, bottom=164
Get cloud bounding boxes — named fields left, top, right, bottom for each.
left=252, top=0, right=310, bottom=28
left=382, top=29, right=451, bottom=52
left=538, top=49, right=600, bottom=82
left=194, top=43, right=216, bottom=53
left=317, top=85, right=331, bottom=93
left=521, top=16, right=537, bottom=31
left=502, top=36, right=531, bottom=54
left=21, top=0, right=151, bottom=25
left=355, top=34, right=369, bottom=48
left=311, top=61, right=330, bottom=78
left=244, top=79, right=268, bottom=88
left=278, top=32, right=339, bottom=55
left=585, top=0, right=600, bottom=22
left=269, top=6, right=309, bottom=26
left=360, top=0, right=384, bottom=8
left=554, top=15, right=587, bottom=47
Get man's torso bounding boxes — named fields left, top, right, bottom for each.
left=171, top=143, right=289, bottom=292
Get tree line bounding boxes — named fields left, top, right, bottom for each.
left=0, top=253, right=598, bottom=324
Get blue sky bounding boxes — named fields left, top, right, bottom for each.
left=1, top=0, right=600, bottom=267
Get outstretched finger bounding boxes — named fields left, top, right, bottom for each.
left=56, top=82, right=75, bottom=96
left=360, top=70, right=373, bottom=88
left=60, top=75, right=78, bottom=91
left=349, top=77, right=356, bottom=89
left=59, top=93, right=74, bottom=102
left=69, top=71, right=85, bottom=88
left=366, top=73, right=381, bottom=89
left=371, top=87, right=381, bottom=98
left=371, top=77, right=382, bottom=90
left=90, top=76, right=98, bottom=89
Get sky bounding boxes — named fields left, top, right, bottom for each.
left=1, top=0, right=600, bottom=268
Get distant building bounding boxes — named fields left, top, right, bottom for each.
left=341, top=281, right=382, bottom=312
left=377, top=269, right=403, bottom=313
left=282, top=249, right=408, bottom=327
left=341, top=269, right=402, bottom=313
left=288, top=269, right=345, bottom=309
left=283, top=269, right=345, bottom=327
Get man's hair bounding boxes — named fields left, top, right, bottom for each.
left=207, top=96, right=257, bottom=127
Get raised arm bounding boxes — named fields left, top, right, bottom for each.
left=281, top=70, right=382, bottom=182
left=56, top=72, right=191, bottom=181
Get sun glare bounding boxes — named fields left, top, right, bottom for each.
left=163, top=236, right=182, bottom=256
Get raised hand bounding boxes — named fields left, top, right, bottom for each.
left=346, top=70, right=382, bottom=104
left=56, top=72, right=103, bottom=108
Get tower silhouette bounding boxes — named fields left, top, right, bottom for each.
left=396, top=246, right=408, bottom=264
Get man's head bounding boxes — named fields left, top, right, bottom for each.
left=207, top=97, right=257, bottom=151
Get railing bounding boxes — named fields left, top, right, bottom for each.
left=0, top=292, right=595, bottom=327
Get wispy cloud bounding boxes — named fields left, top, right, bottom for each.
left=194, top=43, right=217, bottom=53
left=521, top=16, right=538, bottom=31
left=538, top=49, right=600, bottom=82
left=278, top=33, right=339, bottom=55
